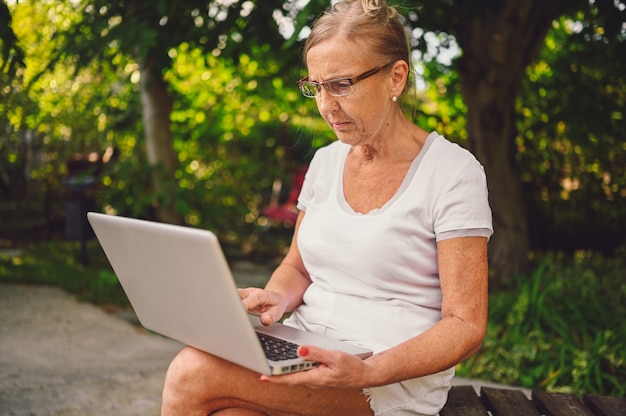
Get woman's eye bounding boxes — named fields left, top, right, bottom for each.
left=329, top=80, right=352, bottom=94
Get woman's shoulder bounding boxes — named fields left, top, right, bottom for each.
left=425, top=132, right=483, bottom=169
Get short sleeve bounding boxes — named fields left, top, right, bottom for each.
left=432, top=152, right=493, bottom=241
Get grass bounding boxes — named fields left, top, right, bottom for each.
left=1, top=239, right=624, bottom=397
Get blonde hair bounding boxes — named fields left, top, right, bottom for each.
left=304, top=0, right=411, bottom=90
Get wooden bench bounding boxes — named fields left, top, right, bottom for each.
left=441, top=385, right=626, bottom=416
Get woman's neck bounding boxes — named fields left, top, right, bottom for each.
left=354, top=120, right=429, bottom=164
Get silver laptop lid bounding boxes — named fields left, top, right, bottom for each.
left=87, top=212, right=272, bottom=374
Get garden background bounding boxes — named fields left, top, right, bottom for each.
left=1, top=0, right=624, bottom=397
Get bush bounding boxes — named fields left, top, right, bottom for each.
left=0, top=240, right=128, bottom=306
left=457, top=250, right=626, bottom=396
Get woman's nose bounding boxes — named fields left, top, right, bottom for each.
left=316, top=88, right=338, bottom=113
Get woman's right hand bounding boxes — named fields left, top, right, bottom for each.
left=238, top=287, right=287, bottom=326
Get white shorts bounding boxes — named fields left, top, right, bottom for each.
left=283, top=313, right=454, bottom=415
left=362, top=369, right=454, bottom=416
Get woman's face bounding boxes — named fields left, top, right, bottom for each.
left=305, top=37, right=397, bottom=147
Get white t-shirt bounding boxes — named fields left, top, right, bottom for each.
left=284, top=132, right=493, bottom=353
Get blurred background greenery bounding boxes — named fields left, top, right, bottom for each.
left=1, top=0, right=624, bottom=397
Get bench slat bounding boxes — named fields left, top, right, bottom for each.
left=583, top=393, right=626, bottom=416
left=440, top=386, right=489, bottom=416
left=533, top=390, right=595, bottom=416
left=481, top=387, right=541, bottom=416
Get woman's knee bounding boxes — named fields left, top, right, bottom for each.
left=162, top=347, right=267, bottom=415
left=164, top=346, right=250, bottom=397
left=165, top=347, right=216, bottom=390
left=162, top=347, right=223, bottom=414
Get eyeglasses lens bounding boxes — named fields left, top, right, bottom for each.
left=327, top=80, right=352, bottom=97
left=300, top=82, right=319, bottom=97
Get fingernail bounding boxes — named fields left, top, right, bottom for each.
left=298, top=346, right=309, bottom=357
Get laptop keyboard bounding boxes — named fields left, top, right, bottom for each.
left=256, top=333, right=299, bottom=361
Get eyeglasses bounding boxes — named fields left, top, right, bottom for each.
left=297, top=62, right=394, bottom=98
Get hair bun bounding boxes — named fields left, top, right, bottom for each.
left=360, top=0, right=397, bottom=18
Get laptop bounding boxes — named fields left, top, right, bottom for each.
left=87, top=212, right=372, bottom=375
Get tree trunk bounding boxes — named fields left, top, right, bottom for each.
left=456, top=0, right=565, bottom=280
left=138, top=55, right=183, bottom=225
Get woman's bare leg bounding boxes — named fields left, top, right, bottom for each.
left=162, top=346, right=373, bottom=416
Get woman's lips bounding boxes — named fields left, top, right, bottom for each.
left=330, top=121, right=349, bottom=130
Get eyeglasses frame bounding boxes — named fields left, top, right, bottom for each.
left=297, top=62, right=395, bottom=98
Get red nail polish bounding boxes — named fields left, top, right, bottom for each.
left=299, top=346, right=309, bottom=357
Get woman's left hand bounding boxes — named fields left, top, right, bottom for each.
left=259, top=345, right=371, bottom=389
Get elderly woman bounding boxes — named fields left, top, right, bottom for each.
left=161, top=0, right=492, bottom=415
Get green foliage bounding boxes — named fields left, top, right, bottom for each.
left=55, top=0, right=289, bottom=75
left=458, top=250, right=626, bottom=396
left=92, top=40, right=327, bottom=244
left=413, top=59, right=467, bottom=144
left=1, top=0, right=141, bottom=210
left=2, top=0, right=326, bottom=247
left=518, top=14, right=626, bottom=252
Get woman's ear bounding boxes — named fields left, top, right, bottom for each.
left=390, top=60, right=409, bottom=96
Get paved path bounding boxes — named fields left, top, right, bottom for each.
left=0, top=261, right=524, bottom=415
left=0, top=283, right=181, bottom=416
